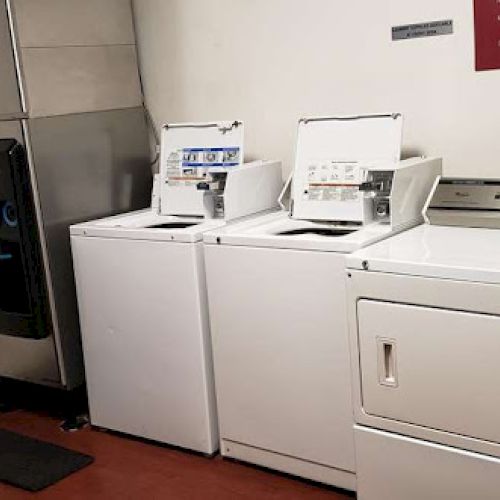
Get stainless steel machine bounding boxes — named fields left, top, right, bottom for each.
left=0, top=0, right=152, bottom=389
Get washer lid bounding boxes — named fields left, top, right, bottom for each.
left=161, top=121, right=244, bottom=171
left=291, top=114, right=403, bottom=222
left=295, top=114, right=402, bottom=166
left=347, top=224, right=500, bottom=284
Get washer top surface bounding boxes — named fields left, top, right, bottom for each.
left=70, top=209, right=227, bottom=243
left=347, top=223, right=500, bottom=284
left=204, top=210, right=398, bottom=253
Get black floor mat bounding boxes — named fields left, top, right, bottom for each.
left=0, top=429, right=94, bottom=491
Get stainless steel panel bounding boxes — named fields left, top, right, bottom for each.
left=0, top=335, right=60, bottom=385
left=426, top=178, right=500, bottom=229
left=21, top=45, right=142, bottom=117
left=426, top=210, right=500, bottom=229
left=0, top=0, right=22, bottom=117
left=13, top=0, right=136, bottom=48
left=0, top=120, right=22, bottom=143
left=27, top=107, right=152, bottom=389
left=429, top=180, right=500, bottom=210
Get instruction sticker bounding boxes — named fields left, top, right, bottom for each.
left=303, top=161, right=362, bottom=203
left=167, top=146, right=241, bottom=186
left=181, top=147, right=240, bottom=167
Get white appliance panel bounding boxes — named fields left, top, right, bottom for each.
left=355, top=426, right=500, bottom=500
left=291, top=114, right=402, bottom=222
left=358, top=299, right=500, bottom=445
left=72, top=235, right=218, bottom=454
left=205, top=244, right=355, bottom=471
left=160, top=121, right=244, bottom=217
left=347, top=224, right=500, bottom=285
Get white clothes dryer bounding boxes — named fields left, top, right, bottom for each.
left=347, top=178, right=500, bottom=499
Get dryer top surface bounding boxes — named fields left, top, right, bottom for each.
left=347, top=224, right=500, bottom=284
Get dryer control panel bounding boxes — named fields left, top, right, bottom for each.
left=425, top=178, right=500, bottom=229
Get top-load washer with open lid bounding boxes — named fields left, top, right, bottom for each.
left=70, top=121, right=282, bottom=454
left=347, top=177, right=500, bottom=499
left=203, top=114, right=441, bottom=488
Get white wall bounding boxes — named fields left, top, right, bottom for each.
left=133, top=0, right=500, bottom=177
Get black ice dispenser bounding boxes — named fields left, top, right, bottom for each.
left=0, top=139, right=50, bottom=339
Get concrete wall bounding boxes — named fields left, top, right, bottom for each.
left=133, top=0, right=500, bottom=177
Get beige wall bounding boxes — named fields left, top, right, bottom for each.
left=133, top=0, right=500, bottom=177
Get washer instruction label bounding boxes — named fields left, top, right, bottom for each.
left=303, top=161, right=362, bottom=203
left=167, top=146, right=241, bottom=186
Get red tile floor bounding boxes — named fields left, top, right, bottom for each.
left=0, top=410, right=354, bottom=500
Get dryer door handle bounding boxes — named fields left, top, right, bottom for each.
left=377, top=338, right=398, bottom=388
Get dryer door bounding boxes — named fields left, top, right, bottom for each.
left=357, top=299, right=500, bottom=445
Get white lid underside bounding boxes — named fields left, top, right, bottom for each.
left=290, top=114, right=403, bottom=222
left=294, top=114, right=403, bottom=167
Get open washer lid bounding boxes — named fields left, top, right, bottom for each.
left=159, top=121, right=244, bottom=217
left=347, top=224, right=500, bottom=284
left=291, top=114, right=403, bottom=222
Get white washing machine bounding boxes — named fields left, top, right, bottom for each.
left=204, top=114, right=441, bottom=488
left=347, top=178, right=500, bottom=499
left=71, top=121, right=282, bottom=454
